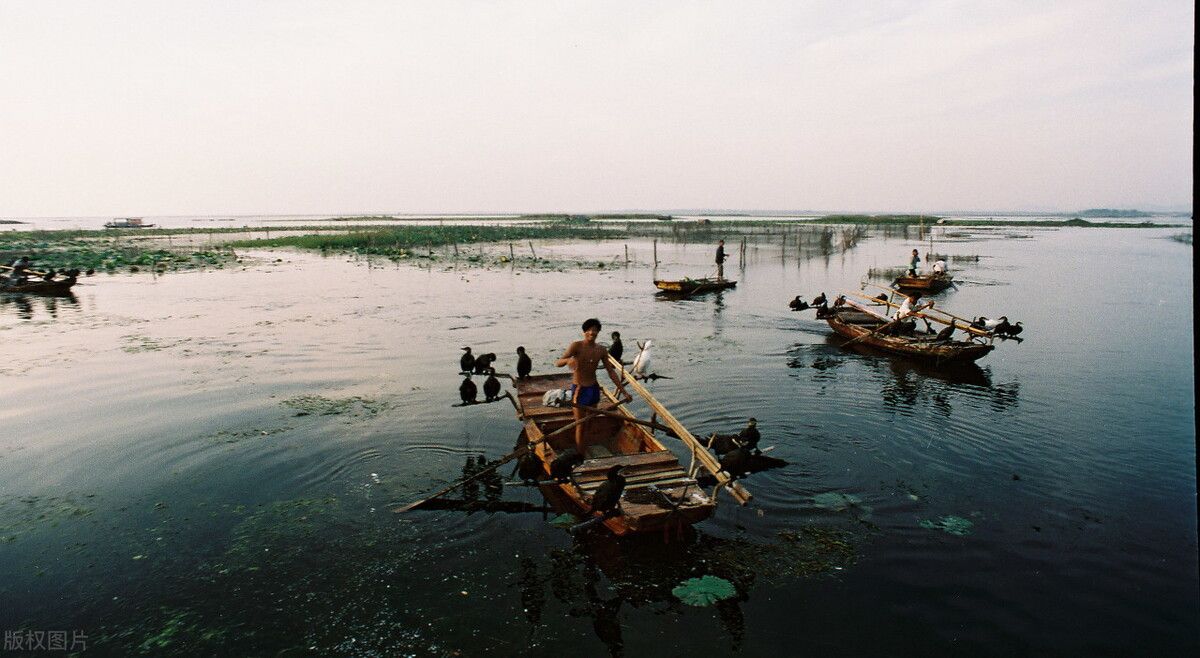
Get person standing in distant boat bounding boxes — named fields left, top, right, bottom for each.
left=555, top=318, right=627, bottom=457
left=908, top=249, right=921, bottom=276
left=715, top=240, right=727, bottom=279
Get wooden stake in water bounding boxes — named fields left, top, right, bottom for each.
left=528, top=241, right=537, bottom=259
left=653, top=239, right=658, bottom=265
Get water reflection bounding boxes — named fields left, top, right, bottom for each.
left=0, top=292, right=78, bottom=320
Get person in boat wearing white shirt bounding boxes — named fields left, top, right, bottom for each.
left=932, top=259, right=947, bottom=274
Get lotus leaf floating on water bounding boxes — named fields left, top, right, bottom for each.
left=672, top=575, right=738, bottom=607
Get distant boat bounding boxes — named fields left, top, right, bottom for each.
left=654, top=277, right=737, bottom=295
left=104, top=217, right=155, bottom=229
left=892, top=272, right=953, bottom=293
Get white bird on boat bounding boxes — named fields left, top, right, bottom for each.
left=630, top=340, right=653, bottom=380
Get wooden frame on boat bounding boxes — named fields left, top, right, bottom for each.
left=511, top=358, right=749, bottom=536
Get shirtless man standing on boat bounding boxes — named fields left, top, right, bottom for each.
left=556, top=318, right=627, bottom=457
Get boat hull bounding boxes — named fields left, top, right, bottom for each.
left=1, top=277, right=77, bottom=296
left=825, top=313, right=993, bottom=363
left=654, top=278, right=736, bottom=295
left=514, top=373, right=715, bottom=536
left=892, top=273, right=953, bottom=293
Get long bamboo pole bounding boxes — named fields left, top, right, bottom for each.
left=846, top=289, right=991, bottom=338
left=607, top=356, right=751, bottom=505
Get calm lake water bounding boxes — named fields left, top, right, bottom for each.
left=1, top=225, right=1195, bottom=656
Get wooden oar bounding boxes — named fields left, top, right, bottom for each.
left=0, top=264, right=51, bottom=278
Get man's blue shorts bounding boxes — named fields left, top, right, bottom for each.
left=569, top=384, right=601, bottom=406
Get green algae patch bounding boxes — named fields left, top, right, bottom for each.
left=0, top=495, right=95, bottom=541
left=920, top=515, right=974, bottom=536
left=0, top=230, right=237, bottom=272
left=705, top=526, right=859, bottom=581
left=672, top=575, right=738, bottom=607
left=281, top=394, right=387, bottom=416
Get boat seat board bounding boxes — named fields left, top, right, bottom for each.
left=577, top=470, right=691, bottom=493
left=573, top=450, right=678, bottom=475
left=572, top=461, right=686, bottom=485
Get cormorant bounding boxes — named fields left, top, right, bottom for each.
left=812, top=292, right=827, bottom=307
left=459, top=376, right=477, bottom=405
left=483, top=368, right=502, bottom=402
left=1006, top=322, right=1024, bottom=337
left=609, top=332, right=624, bottom=363
left=935, top=323, right=956, bottom=342
left=516, top=451, right=542, bottom=484
left=474, top=352, right=497, bottom=375
left=874, top=293, right=889, bottom=302
left=549, top=451, right=583, bottom=482
left=833, top=294, right=846, bottom=308
left=586, top=466, right=626, bottom=516
left=789, top=296, right=809, bottom=311
left=737, top=418, right=761, bottom=453
left=460, top=347, right=475, bottom=374
left=718, top=446, right=752, bottom=480
left=516, top=346, right=532, bottom=379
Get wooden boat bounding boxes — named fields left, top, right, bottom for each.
left=1, top=273, right=78, bottom=296
left=892, top=272, right=953, bottom=293
left=511, top=362, right=749, bottom=536
left=654, top=277, right=736, bottom=295
left=104, top=217, right=155, bottom=228
left=818, top=297, right=993, bottom=363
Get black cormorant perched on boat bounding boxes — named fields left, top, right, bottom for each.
left=586, top=466, right=626, bottom=516
left=609, top=332, right=624, bottom=363
left=708, top=418, right=760, bottom=455
left=789, top=296, right=809, bottom=311
left=460, top=347, right=475, bottom=374
left=874, top=293, right=889, bottom=302
left=473, top=352, right=497, bottom=375
left=459, top=376, right=477, bottom=405
left=738, top=418, right=761, bottom=453
left=516, top=451, right=542, bottom=484
left=483, top=368, right=502, bottom=402
left=549, top=451, right=583, bottom=482
left=812, top=292, right=827, bottom=307
left=935, top=323, right=956, bottom=342
left=994, top=317, right=1023, bottom=337
left=516, top=346, right=532, bottom=379
left=718, top=445, right=753, bottom=480
left=833, top=294, right=846, bottom=308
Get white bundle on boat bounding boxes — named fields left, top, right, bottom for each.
left=542, top=388, right=571, bottom=407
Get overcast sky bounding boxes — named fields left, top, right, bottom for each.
left=0, top=1, right=1192, bottom=216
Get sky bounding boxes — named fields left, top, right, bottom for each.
left=0, top=0, right=1193, bottom=216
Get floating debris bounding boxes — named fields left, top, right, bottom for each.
left=812, top=492, right=872, bottom=517
left=919, top=515, right=974, bottom=536
left=548, top=513, right=580, bottom=529
left=672, top=575, right=737, bottom=607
